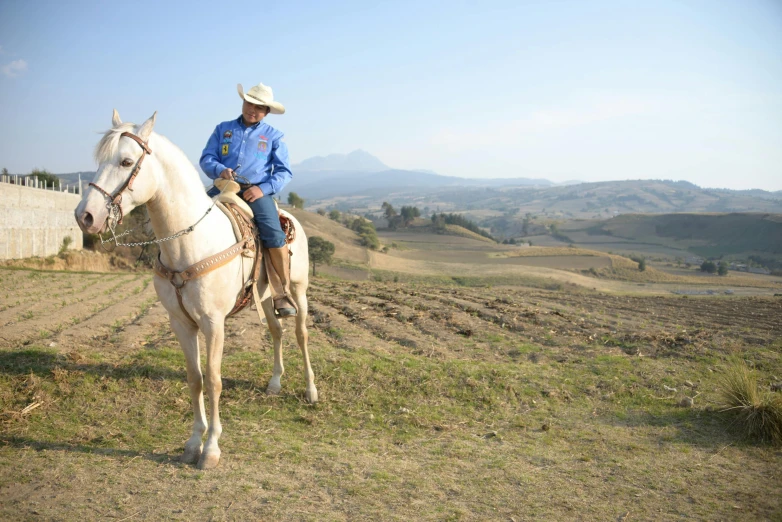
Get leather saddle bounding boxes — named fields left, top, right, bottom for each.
left=211, top=179, right=295, bottom=317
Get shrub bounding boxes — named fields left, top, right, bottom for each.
left=399, top=206, right=420, bottom=226
left=431, top=213, right=495, bottom=241
left=717, top=358, right=782, bottom=445
left=700, top=260, right=717, bottom=274
left=287, top=192, right=305, bottom=208
left=629, top=254, right=646, bottom=272
left=328, top=209, right=341, bottom=221
left=718, top=261, right=729, bottom=276
left=58, top=236, right=73, bottom=256
left=348, top=217, right=381, bottom=250
left=27, top=168, right=60, bottom=189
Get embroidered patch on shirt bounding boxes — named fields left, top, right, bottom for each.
left=258, top=136, right=268, bottom=153
left=221, top=144, right=229, bottom=156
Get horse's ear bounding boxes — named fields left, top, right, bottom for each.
left=137, top=111, right=157, bottom=141
left=112, top=109, right=122, bottom=126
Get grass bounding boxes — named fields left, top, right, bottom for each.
left=1, top=261, right=781, bottom=519
left=717, top=358, right=782, bottom=445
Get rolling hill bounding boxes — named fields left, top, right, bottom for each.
left=53, top=151, right=782, bottom=222
left=563, top=212, right=782, bottom=259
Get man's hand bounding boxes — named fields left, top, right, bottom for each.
left=219, top=168, right=235, bottom=180
left=243, top=186, right=264, bottom=203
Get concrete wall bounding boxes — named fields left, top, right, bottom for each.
left=0, top=182, right=84, bottom=260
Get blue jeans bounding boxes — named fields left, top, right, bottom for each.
left=208, top=186, right=286, bottom=248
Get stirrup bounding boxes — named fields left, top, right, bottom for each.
left=274, top=295, right=297, bottom=317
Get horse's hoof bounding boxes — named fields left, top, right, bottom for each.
left=181, top=446, right=202, bottom=465
left=197, top=452, right=220, bottom=470
left=276, top=309, right=297, bottom=318
left=306, top=387, right=318, bottom=404
left=266, top=380, right=282, bottom=395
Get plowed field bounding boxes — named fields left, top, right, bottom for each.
left=1, top=267, right=781, bottom=521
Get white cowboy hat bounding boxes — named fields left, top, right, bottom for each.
left=236, top=82, right=285, bottom=115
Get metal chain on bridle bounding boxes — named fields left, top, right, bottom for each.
left=90, top=131, right=217, bottom=250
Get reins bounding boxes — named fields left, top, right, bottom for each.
left=88, top=132, right=262, bottom=326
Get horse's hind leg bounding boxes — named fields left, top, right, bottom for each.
left=170, top=317, right=207, bottom=465
left=261, top=295, right=285, bottom=395
left=292, top=281, right=317, bottom=404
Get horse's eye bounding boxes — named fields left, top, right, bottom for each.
left=121, top=158, right=134, bottom=168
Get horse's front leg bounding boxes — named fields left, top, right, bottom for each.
left=169, top=316, right=207, bottom=465
left=261, top=293, right=285, bottom=395
left=261, top=296, right=285, bottom=395
left=198, top=317, right=225, bottom=469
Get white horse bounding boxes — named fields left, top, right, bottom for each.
left=75, top=110, right=317, bottom=469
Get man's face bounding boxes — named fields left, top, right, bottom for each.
left=242, top=100, right=269, bottom=125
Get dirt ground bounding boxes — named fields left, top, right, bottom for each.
left=1, top=267, right=781, bottom=520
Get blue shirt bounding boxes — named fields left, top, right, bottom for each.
left=199, top=116, right=292, bottom=197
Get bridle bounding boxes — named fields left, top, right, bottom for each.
left=89, top=131, right=152, bottom=225
left=88, top=130, right=217, bottom=251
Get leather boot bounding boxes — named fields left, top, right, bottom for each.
left=264, top=246, right=297, bottom=317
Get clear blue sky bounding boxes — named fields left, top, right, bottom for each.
left=1, top=0, right=780, bottom=190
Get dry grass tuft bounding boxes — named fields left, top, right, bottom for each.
left=717, top=358, right=782, bottom=445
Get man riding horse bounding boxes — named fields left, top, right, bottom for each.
left=199, top=82, right=297, bottom=317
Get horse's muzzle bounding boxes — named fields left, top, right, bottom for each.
left=75, top=208, right=106, bottom=235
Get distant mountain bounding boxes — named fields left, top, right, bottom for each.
left=285, top=150, right=555, bottom=200
left=294, top=150, right=389, bottom=172
left=281, top=167, right=555, bottom=201
left=472, top=179, right=782, bottom=235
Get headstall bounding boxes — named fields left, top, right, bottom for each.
left=89, top=131, right=152, bottom=225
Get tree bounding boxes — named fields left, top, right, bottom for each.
left=718, top=261, right=729, bottom=276
left=700, top=260, right=717, bottom=274
left=381, top=202, right=402, bottom=229
left=308, top=236, right=335, bottom=276
left=316, top=208, right=326, bottom=216
left=430, top=212, right=495, bottom=241
left=431, top=213, right=446, bottom=231
left=1, top=167, right=8, bottom=177
left=28, top=168, right=60, bottom=189
left=348, top=217, right=381, bottom=250
left=287, top=192, right=305, bottom=208
left=328, top=209, right=341, bottom=221
left=381, top=201, right=397, bottom=219
left=399, top=206, right=420, bottom=226
left=629, top=254, right=646, bottom=271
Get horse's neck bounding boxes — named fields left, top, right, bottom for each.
left=146, top=162, right=232, bottom=269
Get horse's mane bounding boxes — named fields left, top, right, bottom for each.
left=94, top=122, right=202, bottom=185
left=94, top=123, right=136, bottom=163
